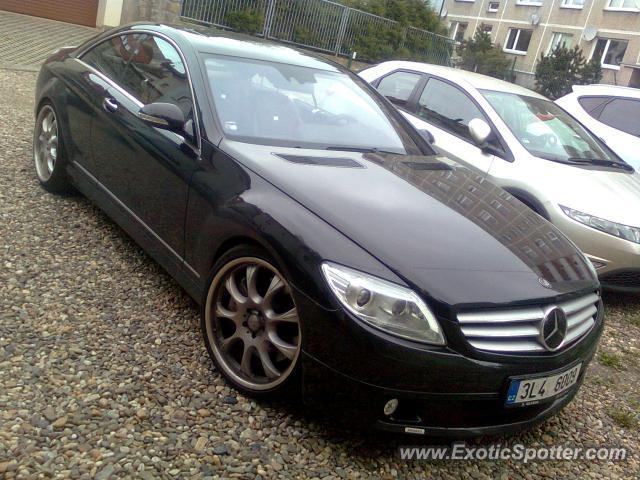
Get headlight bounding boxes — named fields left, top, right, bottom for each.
left=561, top=205, right=640, bottom=244
left=321, top=262, right=445, bottom=345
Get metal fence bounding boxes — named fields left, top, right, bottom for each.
left=180, top=0, right=453, bottom=65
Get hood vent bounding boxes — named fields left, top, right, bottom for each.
left=276, top=154, right=363, bottom=168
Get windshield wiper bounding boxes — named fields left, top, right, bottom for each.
left=567, top=157, right=633, bottom=171
left=326, top=146, right=401, bottom=155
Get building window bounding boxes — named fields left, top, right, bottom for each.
left=504, top=28, right=533, bottom=54
left=606, top=0, right=639, bottom=9
left=561, top=0, right=586, bottom=7
left=450, top=22, right=468, bottom=43
left=516, top=0, right=543, bottom=5
left=487, top=1, right=500, bottom=11
left=592, top=38, right=628, bottom=69
left=480, top=24, right=493, bottom=37
left=548, top=32, right=574, bottom=53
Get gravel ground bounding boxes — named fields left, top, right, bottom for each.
left=0, top=68, right=639, bottom=480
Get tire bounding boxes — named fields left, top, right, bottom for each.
left=33, top=102, right=73, bottom=193
left=201, top=245, right=302, bottom=398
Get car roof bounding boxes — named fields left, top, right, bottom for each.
left=571, top=84, right=640, bottom=99
left=365, top=61, right=547, bottom=99
left=125, top=23, right=343, bottom=73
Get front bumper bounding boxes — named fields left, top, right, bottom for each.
left=296, top=289, right=603, bottom=437
left=548, top=209, right=640, bottom=292
left=302, top=352, right=586, bottom=438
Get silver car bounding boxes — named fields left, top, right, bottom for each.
left=359, top=61, right=640, bottom=292
left=556, top=85, right=640, bottom=171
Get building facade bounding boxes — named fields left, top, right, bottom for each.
left=442, top=0, right=640, bottom=88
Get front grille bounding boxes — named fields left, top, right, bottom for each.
left=600, top=270, right=640, bottom=289
left=458, top=292, right=600, bottom=353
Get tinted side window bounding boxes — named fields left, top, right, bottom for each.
left=120, top=35, right=193, bottom=120
left=598, top=98, right=640, bottom=137
left=376, top=71, right=422, bottom=106
left=81, top=35, right=137, bottom=81
left=417, top=78, right=485, bottom=142
left=578, top=96, right=610, bottom=117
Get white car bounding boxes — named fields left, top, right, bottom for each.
left=359, top=61, right=640, bottom=292
left=556, top=85, right=640, bottom=171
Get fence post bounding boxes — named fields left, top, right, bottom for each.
left=400, top=26, right=408, bottom=51
left=263, top=0, right=277, bottom=38
left=334, top=7, right=350, bottom=56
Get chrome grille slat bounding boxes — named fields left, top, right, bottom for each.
left=460, top=324, right=539, bottom=338
left=468, top=339, right=545, bottom=353
left=567, top=304, right=597, bottom=329
left=458, top=292, right=599, bottom=354
left=458, top=307, right=544, bottom=324
left=560, top=293, right=599, bottom=315
left=566, top=317, right=595, bottom=343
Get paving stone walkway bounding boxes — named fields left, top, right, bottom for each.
left=0, top=10, right=98, bottom=71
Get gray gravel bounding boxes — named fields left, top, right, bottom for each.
left=0, top=68, right=639, bottom=479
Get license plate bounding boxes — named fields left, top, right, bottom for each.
left=506, top=363, right=581, bottom=406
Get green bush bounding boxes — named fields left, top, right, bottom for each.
left=343, top=0, right=446, bottom=35
left=225, top=8, right=265, bottom=34
left=535, top=45, right=602, bottom=100
left=455, top=25, right=513, bottom=80
left=341, top=0, right=450, bottom=63
left=186, top=0, right=451, bottom=65
left=347, top=23, right=405, bottom=62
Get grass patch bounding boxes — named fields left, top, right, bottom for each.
left=608, top=408, right=639, bottom=430
left=599, top=351, right=625, bottom=371
left=588, top=375, right=606, bottom=386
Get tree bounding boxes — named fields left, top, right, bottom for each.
left=339, top=0, right=450, bottom=63
left=535, top=45, right=602, bottom=100
left=343, top=0, right=446, bottom=35
left=455, top=25, right=513, bottom=80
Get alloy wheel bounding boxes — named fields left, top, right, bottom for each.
left=205, top=257, right=301, bottom=391
left=34, top=105, right=59, bottom=182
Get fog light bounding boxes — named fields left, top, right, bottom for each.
left=383, top=398, right=399, bottom=416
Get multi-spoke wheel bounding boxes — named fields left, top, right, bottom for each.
left=202, top=246, right=302, bottom=395
left=34, top=102, right=71, bottom=193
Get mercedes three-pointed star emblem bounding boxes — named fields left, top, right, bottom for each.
left=540, top=307, right=568, bottom=351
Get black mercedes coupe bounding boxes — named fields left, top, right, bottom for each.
left=33, top=23, right=603, bottom=437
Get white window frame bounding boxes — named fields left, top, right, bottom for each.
left=592, top=38, right=628, bottom=70
left=560, top=0, right=585, bottom=9
left=503, top=28, right=532, bottom=55
left=548, top=32, right=574, bottom=53
left=605, top=0, right=640, bottom=11
left=450, top=21, right=469, bottom=43
left=516, top=0, right=543, bottom=6
left=487, top=1, right=500, bottom=11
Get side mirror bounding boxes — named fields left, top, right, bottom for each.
left=468, top=118, right=492, bottom=147
left=419, top=129, right=435, bottom=144
left=139, top=102, right=186, bottom=132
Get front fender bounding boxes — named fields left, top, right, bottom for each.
left=184, top=150, right=404, bottom=309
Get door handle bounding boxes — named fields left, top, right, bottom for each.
left=103, top=97, right=118, bottom=113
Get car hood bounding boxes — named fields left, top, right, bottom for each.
left=222, top=141, right=597, bottom=306
left=508, top=158, right=640, bottom=228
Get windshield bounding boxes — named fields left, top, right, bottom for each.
left=204, top=55, right=420, bottom=154
left=481, top=90, right=623, bottom=165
